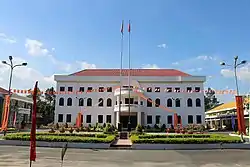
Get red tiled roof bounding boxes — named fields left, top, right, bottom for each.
left=0, top=87, right=8, bottom=94
left=70, top=69, right=191, bottom=77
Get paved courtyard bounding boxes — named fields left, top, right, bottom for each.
left=0, top=146, right=250, bottom=167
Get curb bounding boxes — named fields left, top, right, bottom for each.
left=0, top=140, right=250, bottom=150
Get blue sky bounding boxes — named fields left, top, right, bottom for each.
left=0, top=0, right=250, bottom=102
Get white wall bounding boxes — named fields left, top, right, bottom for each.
left=54, top=75, right=205, bottom=127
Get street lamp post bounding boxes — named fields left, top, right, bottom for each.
left=220, top=56, right=247, bottom=140
left=2, top=56, right=27, bottom=134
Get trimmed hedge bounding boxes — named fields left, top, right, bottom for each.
left=4, top=133, right=115, bottom=143
left=138, top=134, right=211, bottom=139
left=130, top=134, right=242, bottom=144
left=9, top=132, right=107, bottom=138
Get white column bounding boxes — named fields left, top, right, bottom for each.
left=137, top=112, right=141, bottom=125
left=116, top=112, right=120, bottom=128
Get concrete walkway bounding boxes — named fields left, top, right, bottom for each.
left=112, top=139, right=132, bottom=146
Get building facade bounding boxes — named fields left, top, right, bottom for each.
left=54, top=69, right=206, bottom=129
left=0, top=87, right=33, bottom=127
left=205, top=97, right=250, bottom=130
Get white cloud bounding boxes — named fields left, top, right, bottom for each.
left=0, top=57, right=55, bottom=91
left=221, top=63, right=250, bottom=83
left=172, top=62, right=179, bottom=65
left=25, top=38, right=49, bottom=56
left=141, top=64, right=160, bottom=69
left=187, top=67, right=203, bottom=72
left=0, top=33, right=17, bottom=44
left=157, top=43, right=167, bottom=48
left=196, top=55, right=217, bottom=61
left=76, top=61, right=97, bottom=69
left=25, top=38, right=97, bottom=73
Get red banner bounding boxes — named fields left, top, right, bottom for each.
left=30, top=81, right=38, bottom=162
left=76, top=112, right=82, bottom=128
left=235, top=96, right=246, bottom=135
left=1, top=95, right=10, bottom=131
left=174, top=113, right=178, bottom=129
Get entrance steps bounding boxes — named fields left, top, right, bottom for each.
left=110, top=131, right=132, bottom=149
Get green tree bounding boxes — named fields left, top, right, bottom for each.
left=26, top=87, right=55, bottom=125
left=204, top=87, right=220, bottom=111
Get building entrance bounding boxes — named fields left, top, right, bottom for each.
left=120, top=115, right=137, bottom=129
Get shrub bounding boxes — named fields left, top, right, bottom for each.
left=59, top=127, right=65, bottom=133
left=130, top=136, right=242, bottom=144
left=55, top=123, right=59, bottom=130
left=154, top=124, right=159, bottom=129
left=136, top=124, right=143, bottom=133
left=4, top=133, right=116, bottom=143
left=65, top=123, right=68, bottom=128
left=75, top=128, right=80, bottom=132
left=49, top=128, right=55, bottom=133
left=161, top=124, right=166, bottom=132
left=69, top=128, right=74, bottom=133
left=103, top=123, right=106, bottom=128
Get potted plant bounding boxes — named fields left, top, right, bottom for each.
left=69, top=127, right=74, bottom=133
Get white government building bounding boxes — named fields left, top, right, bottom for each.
left=54, top=69, right=206, bottom=129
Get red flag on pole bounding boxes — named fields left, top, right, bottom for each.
left=121, top=20, right=124, bottom=34
left=128, top=20, right=131, bottom=33
left=30, top=81, right=38, bottom=163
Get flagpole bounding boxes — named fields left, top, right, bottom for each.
left=128, top=20, right=131, bottom=131
left=29, top=160, right=32, bottom=167
left=118, top=20, right=124, bottom=131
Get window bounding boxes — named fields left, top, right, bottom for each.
left=98, top=115, right=103, bottom=123
left=167, top=98, right=172, bottom=107
left=140, top=101, right=143, bottom=105
left=134, top=101, right=138, bottom=104
left=58, top=114, right=63, bottom=122
left=107, top=98, right=112, bottom=107
left=155, top=87, right=160, bottom=92
left=87, top=98, right=92, bottom=106
left=79, top=87, right=84, bottom=92
left=147, top=98, right=152, bottom=107
left=87, top=87, right=93, bottom=92
left=98, top=98, right=104, bottom=106
left=86, top=115, right=91, bottom=123
left=195, top=87, right=201, bottom=92
left=68, top=87, right=73, bottom=92
left=175, top=98, right=181, bottom=107
left=125, top=98, right=133, bottom=104
left=196, top=115, right=202, bottom=124
left=147, top=115, right=152, bottom=124
left=147, top=87, right=152, bottom=92
left=156, top=115, right=161, bottom=124
left=79, top=98, right=84, bottom=106
left=59, top=87, right=65, bottom=92
left=174, top=87, right=180, bottom=93
left=66, top=114, right=71, bottom=123
left=177, top=115, right=181, bottom=124
left=107, top=87, right=112, bottom=92
left=188, top=115, right=193, bottom=124
left=187, top=87, right=192, bottom=93
left=167, top=115, right=172, bottom=124
left=67, top=98, right=72, bottom=106
left=155, top=98, right=160, bottom=107
left=99, top=87, right=104, bottom=92
left=196, top=98, right=201, bottom=107
left=187, top=98, right=192, bottom=107
left=106, top=115, right=111, bottom=123
left=166, top=87, right=172, bottom=92
left=59, top=98, right=64, bottom=106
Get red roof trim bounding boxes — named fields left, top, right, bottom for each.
left=0, top=87, right=9, bottom=95
left=69, top=69, right=191, bottom=77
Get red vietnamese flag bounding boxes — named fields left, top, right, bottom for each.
left=121, top=20, right=124, bottom=34
left=128, top=20, right=131, bottom=32
left=30, top=81, right=38, bottom=162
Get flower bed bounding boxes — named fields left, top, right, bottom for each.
left=130, top=134, right=242, bottom=144
left=3, top=132, right=115, bottom=143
